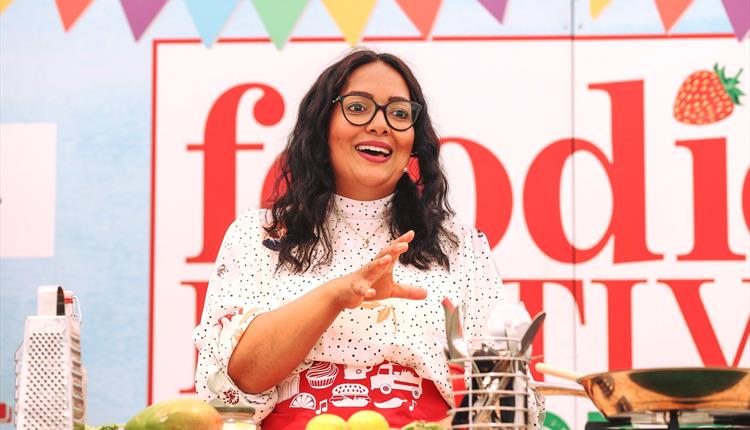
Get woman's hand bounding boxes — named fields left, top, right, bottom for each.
left=332, top=230, right=428, bottom=310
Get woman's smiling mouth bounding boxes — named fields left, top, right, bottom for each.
left=355, top=141, right=393, bottom=163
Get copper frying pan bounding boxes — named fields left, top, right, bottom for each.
left=535, top=363, right=750, bottom=419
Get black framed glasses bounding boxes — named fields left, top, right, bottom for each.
left=332, top=93, right=422, bottom=131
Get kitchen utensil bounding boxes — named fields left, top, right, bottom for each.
left=443, top=298, right=489, bottom=426
left=442, top=298, right=459, bottom=360
left=474, top=312, right=546, bottom=423
left=535, top=363, right=750, bottom=420
left=452, top=344, right=503, bottom=425
left=16, top=286, right=86, bottom=429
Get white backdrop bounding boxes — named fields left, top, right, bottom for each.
left=152, top=37, right=749, bottom=428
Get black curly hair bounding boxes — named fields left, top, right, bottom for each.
left=266, top=48, right=457, bottom=273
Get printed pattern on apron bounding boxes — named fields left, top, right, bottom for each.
left=262, top=360, right=450, bottom=429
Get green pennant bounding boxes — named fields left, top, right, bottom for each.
left=252, top=0, right=309, bottom=50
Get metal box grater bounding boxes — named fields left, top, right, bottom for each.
left=14, top=316, right=85, bottom=429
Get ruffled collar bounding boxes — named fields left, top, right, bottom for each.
left=333, top=194, right=392, bottom=220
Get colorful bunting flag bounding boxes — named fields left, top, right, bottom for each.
left=184, top=0, right=240, bottom=47
left=590, top=0, right=612, bottom=19
left=321, top=0, right=377, bottom=46
left=477, top=0, right=508, bottom=25
left=0, top=0, right=13, bottom=15
left=17, top=0, right=743, bottom=48
left=120, top=0, right=168, bottom=41
left=654, top=0, right=694, bottom=33
left=721, top=0, right=750, bottom=40
left=252, top=0, right=308, bottom=50
left=395, top=0, right=442, bottom=39
left=55, top=0, right=94, bottom=31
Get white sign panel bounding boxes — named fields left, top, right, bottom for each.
left=0, top=123, right=57, bottom=258
left=152, top=38, right=750, bottom=428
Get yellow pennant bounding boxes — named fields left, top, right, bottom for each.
left=0, top=0, right=13, bottom=14
left=590, top=0, right=612, bottom=19
left=322, top=0, right=378, bottom=46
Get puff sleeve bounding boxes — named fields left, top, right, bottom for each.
left=460, top=227, right=505, bottom=341
left=192, top=210, right=279, bottom=421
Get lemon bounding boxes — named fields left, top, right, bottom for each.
left=305, top=414, right=348, bottom=430
left=347, top=410, right=389, bottom=430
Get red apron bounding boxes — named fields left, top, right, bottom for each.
left=261, top=361, right=450, bottom=429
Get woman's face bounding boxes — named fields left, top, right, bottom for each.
left=328, top=61, right=415, bottom=200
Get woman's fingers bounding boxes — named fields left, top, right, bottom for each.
left=351, top=231, right=418, bottom=302
left=349, top=278, right=377, bottom=299
left=377, top=231, right=414, bottom=273
left=371, top=242, right=407, bottom=276
left=374, top=230, right=415, bottom=255
left=358, top=254, right=392, bottom=284
left=391, top=230, right=415, bottom=246
left=374, top=238, right=410, bottom=260
left=392, top=283, right=428, bottom=301
left=398, top=229, right=415, bottom=240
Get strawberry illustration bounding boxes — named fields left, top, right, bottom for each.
left=674, top=64, right=744, bottom=125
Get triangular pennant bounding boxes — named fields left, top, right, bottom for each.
left=252, top=0, right=308, bottom=50
left=55, top=0, right=94, bottom=31
left=1, top=0, right=14, bottom=15
left=395, top=0, right=442, bottom=39
left=590, top=0, right=612, bottom=19
left=120, top=0, right=168, bottom=41
left=321, top=0, right=377, bottom=46
left=654, top=0, right=693, bottom=33
left=184, top=0, right=240, bottom=47
left=477, top=0, right=508, bottom=24
left=721, top=0, right=750, bottom=40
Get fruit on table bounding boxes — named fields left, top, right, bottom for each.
left=124, top=398, right=222, bottom=430
left=347, top=411, right=389, bottom=430
left=400, top=421, right=443, bottom=430
left=305, top=414, right=348, bottom=430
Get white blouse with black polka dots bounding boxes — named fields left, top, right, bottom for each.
left=192, top=194, right=507, bottom=423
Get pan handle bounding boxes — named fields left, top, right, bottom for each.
left=531, top=381, right=588, bottom=398
left=535, top=362, right=584, bottom=381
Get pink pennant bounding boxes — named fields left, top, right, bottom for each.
left=120, top=0, right=168, bottom=41
left=721, top=0, right=749, bottom=40
left=654, top=0, right=693, bottom=33
left=477, top=0, right=508, bottom=25
left=55, top=0, right=94, bottom=31
left=395, top=0, right=442, bottom=39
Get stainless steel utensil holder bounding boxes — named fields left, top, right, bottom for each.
left=449, top=336, right=532, bottom=429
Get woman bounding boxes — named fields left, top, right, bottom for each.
left=193, top=49, right=507, bottom=428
